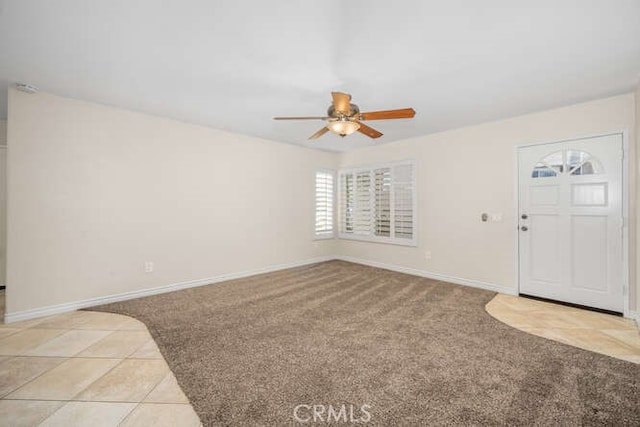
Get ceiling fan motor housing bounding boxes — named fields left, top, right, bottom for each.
left=327, top=103, right=360, bottom=118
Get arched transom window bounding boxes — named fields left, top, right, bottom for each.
left=531, top=150, right=603, bottom=178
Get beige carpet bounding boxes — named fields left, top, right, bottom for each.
left=91, top=261, right=640, bottom=426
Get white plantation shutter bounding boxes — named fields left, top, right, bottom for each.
left=374, top=168, right=391, bottom=237
left=393, top=163, right=414, bottom=239
left=340, top=173, right=354, bottom=233
left=354, top=172, right=372, bottom=235
left=315, top=170, right=334, bottom=237
left=339, top=160, right=416, bottom=246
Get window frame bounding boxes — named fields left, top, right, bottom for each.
left=314, top=168, right=336, bottom=240
left=338, top=160, right=417, bottom=247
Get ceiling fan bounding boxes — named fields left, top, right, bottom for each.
left=274, top=92, right=416, bottom=140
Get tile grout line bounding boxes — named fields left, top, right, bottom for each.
left=36, top=401, right=138, bottom=427
left=0, top=354, right=163, bottom=360
left=0, top=356, right=68, bottom=399
left=139, top=370, right=173, bottom=404
left=66, top=357, right=129, bottom=402
left=75, top=332, right=153, bottom=360
left=0, top=328, right=70, bottom=353
left=2, top=397, right=193, bottom=404
left=117, top=401, right=143, bottom=426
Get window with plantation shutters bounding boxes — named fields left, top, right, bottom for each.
left=338, top=160, right=416, bottom=246
left=314, top=169, right=334, bottom=238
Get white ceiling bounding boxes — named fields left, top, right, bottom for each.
left=1, top=1, right=639, bottom=152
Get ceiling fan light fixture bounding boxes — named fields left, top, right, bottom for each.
left=327, top=119, right=360, bottom=136
left=273, top=91, right=413, bottom=140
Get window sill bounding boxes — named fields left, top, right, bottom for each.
left=338, top=234, right=417, bottom=247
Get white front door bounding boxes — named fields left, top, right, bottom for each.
left=518, top=134, right=624, bottom=312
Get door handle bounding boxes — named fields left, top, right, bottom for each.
left=521, top=214, right=528, bottom=219
left=520, top=226, right=528, bottom=231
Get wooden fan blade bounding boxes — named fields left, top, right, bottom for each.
left=309, top=127, right=329, bottom=140
left=274, top=116, right=329, bottom=120
left=331, top=92, right=352, bottom=114
left=359, top=108, right=416, bottom=121
left=355, top=121, right=383, bottom=139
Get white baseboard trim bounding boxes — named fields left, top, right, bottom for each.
left=4, top=256, right=333, bottom=324
left=629, top=311, right=640, bottom=329
left=335, top=255, right=518, bottom=296
left=5, top=254, right=630, bottom=324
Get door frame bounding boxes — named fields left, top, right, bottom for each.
left=515, top=130, right=630, bottom=317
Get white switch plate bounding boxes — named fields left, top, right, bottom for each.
left=144, top=261, right=154, bottom=273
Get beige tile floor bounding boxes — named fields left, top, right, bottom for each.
left=0, top=290, right=202, bottom=426
left=2, top=289, right=639, bottom=425
left=486, top=293, right=640, bottom=364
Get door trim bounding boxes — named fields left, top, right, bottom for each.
left=515, top=130, right=630, bottom=317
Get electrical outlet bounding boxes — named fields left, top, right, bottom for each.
left=424, top=251, right=432, bottom=261
left=144, top=261, right=154, bottom=273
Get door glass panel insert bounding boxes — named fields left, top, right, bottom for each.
left=572, top=183, right=607, bottom=206
left=543, top=151, right=564, bottom=172
left=531, top=151, right=563, bottom=178
left=567, top=150, right=603, bottom=175
left=567, top=150, right=590, bottom=171
left=532, top=163, right=558, bottom=178
left=570, top=159, right=603, bottom=176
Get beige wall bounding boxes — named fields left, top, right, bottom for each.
left=6, top=89, right=338, bottom=314
left=5, top=89, right=638, bottom=318
left=0, top=120, right=6, bottom=286
left=337, top=94, right=638, bottom=312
